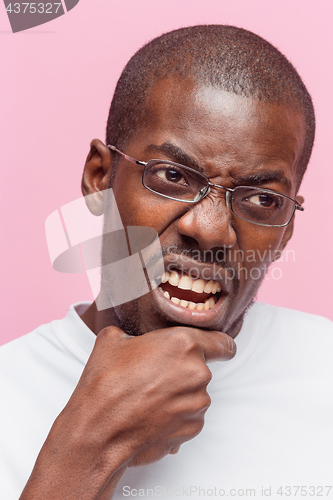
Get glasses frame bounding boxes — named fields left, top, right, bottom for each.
left=108, top=145, right=304, bottom=228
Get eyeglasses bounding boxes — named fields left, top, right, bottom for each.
left=108, top=145, right=304, bottom=227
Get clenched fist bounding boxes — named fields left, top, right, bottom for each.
left=20, top=326, right=236, bottom=500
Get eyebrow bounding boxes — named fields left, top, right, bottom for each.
left=233, top=171, right=292, bottom=191
left=145, top=143, right=204, bottom=173
left=145, top=143, right=292, bottom=190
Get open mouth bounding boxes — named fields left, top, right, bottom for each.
left=158, top=269, right=223, bottom=311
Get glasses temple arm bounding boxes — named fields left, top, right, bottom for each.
left=108, top=145, right=147, bottom=166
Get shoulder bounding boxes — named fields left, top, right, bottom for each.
left=0, top=305, right=92, bottom=365
left=0, top=318, right=67, bottom=389
left=0, top=303, right=93, bottom=380
left=248, top=302, right=333, bottom=369
left=252, top=301, right=333, bottom=336
left=0, top=319, right=58, bottom=359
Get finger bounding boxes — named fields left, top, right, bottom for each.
left=173, top=328, right=237, bottom=363
left=202, top=330, right=237, bottom=362
left=95, top=325, right=236, bottom=363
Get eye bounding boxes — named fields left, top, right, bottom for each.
left=155, top=166, right=187, bottom=185
left=247, top=193, right=281, bottom=209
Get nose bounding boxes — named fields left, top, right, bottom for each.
left=176, top=194, right=237, bottom=251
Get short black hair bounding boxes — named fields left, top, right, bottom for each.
left=106, top=25, right=315, bottom=187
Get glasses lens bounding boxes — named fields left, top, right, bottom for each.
left=143, top=160, right=208, bottom=202
left=231, top=186, right=295, bottom=226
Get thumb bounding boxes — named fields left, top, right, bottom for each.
left=94, top=325, right=131, bottom=348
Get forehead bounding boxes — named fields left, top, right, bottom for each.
left=133, top=78, right=306, bottom=190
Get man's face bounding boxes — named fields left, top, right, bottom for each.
left=103, top=77, right=305, bottom=337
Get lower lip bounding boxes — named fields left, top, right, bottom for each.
left=152, top=285, right=229, bottom=329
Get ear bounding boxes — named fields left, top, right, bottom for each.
left=81, top=139, right=112, bottom=215
left=273, top=194, right=304, bottom=261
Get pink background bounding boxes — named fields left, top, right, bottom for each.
left=1, top=1, right=332, bottom=345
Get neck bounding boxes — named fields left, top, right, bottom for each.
left=79, top=301, right=119, bottom=335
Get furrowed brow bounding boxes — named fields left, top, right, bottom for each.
left=145, top=143, right=204, bottom=173
left=234, top=171, right=292, bottom=191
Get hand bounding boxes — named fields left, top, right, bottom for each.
left=20, top=325, right=236, bottom=499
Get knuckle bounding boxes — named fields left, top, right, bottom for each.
left=173, top=328, right=197, bottom=352
left=183, top=420, right=205, bottom=440
left=185, top=363, right=212, bottom=389
left=95, top=326, right=111, bottom=342
left=200, top=392, right=212, bottom=411
left=199, top=366, right=213, bottom=386
left=184, top=391, right=211, bottom=416
left=193, top=392, right=211, bottom=413
left=95, top=326, right=122, bottom=344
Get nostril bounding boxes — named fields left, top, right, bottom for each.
left=181, top=234, right=200, bottom=250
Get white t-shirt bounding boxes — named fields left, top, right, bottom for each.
left=1, top=303, right=333, bottom=499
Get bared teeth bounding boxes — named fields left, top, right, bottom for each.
left=161, top=271, right=170, bottom=283
left=205, top=297, right=215, bottom=309
left=162, top=272, right=221, bottom=295
left=161, top=291, right=216, bottom=310
left=169, top=271, right=180, bottom=287
left=178, top=275, right=193, bottom=290
left=158, top=270, right=222, bottom=310
left=203, top=280, right=213, bottom=293
left=192, top=279, right=205, bottom=293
